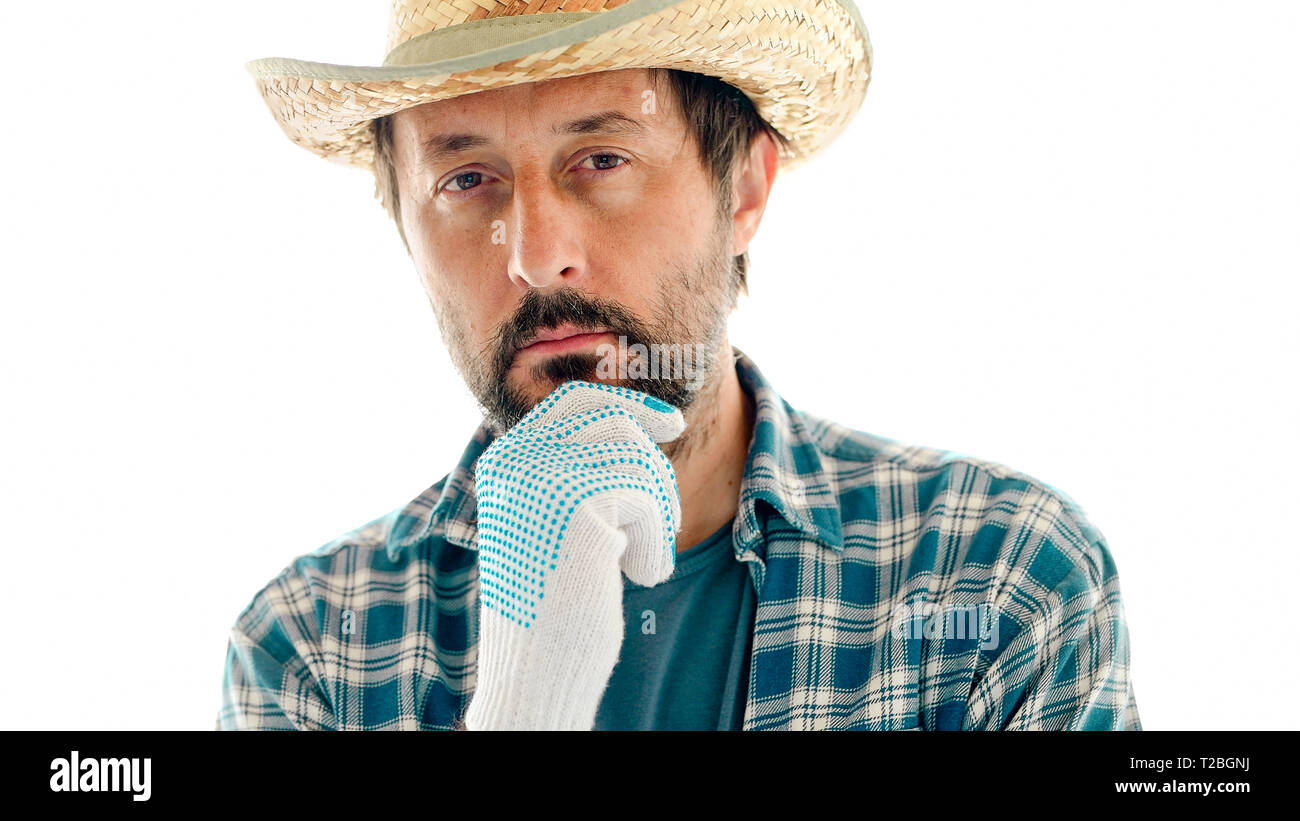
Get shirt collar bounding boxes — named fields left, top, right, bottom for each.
left=386, top=346, right=844, bottom=562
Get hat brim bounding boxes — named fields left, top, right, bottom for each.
left=246, top=0, right=872, bottom=173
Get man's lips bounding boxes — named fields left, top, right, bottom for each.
left=516, top=326, right=615, bottom=356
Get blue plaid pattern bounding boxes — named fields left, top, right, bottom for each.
left=219, top=347, right=1141, bottom=730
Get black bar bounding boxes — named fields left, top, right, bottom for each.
left=2, top=730, right=1277, bottom=808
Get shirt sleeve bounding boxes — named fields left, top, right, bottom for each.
left=217, top=567, right=337, bottom=731
left=960, top=490, right=1141, bottom=731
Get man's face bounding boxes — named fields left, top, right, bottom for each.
left=389, top=69, right=740, bottom=435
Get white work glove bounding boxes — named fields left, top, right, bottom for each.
left=463, top=380, right=685, bottom=730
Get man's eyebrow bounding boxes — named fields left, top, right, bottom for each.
left=417, top=133, right=490, bottom=167
left=554, top=110, right=648, bottom=137
left=416, top=111, right=647, bottom=167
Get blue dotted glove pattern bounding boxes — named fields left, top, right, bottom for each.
left=472, top=381, right=683, bottom=628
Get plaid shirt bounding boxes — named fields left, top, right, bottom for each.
left=219, top=347, right=1140, bottom=730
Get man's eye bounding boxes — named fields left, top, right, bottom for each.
left=445, top=171, right=484, bottom=192
left=581, top=153, right=627, bottom=171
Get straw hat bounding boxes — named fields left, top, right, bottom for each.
left=245, top=0, right=872, bottom=175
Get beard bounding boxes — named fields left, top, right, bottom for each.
left=434, top=217, right=737, bottom=439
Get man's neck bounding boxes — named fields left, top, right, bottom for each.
left=662, top=343, right=756, bottom=553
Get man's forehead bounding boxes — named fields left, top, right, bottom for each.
left=396, top=68, right=661, bottom=130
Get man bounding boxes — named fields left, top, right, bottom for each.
left=221, top=0, right=1140, bottom=730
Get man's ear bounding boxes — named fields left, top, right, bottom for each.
left=730, top=131, right=780, bottom=257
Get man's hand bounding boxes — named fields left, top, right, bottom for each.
left=462, top=380, right=685, bottom=730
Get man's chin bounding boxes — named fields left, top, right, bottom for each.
left=509, top=351, right=605, bottom=393
left=486, top=350, right=704, bottom=433
left=480, top=353, right=602, bottom=433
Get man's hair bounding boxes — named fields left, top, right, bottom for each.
left=369, top=68, right=788, bottom=296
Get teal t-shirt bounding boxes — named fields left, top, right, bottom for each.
left=593, top=516, right=754, bottom=730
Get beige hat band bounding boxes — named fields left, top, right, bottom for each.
left=383, top=12, right=603, bottom=68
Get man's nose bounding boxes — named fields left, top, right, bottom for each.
left=505, top=173, right=587, bottom=290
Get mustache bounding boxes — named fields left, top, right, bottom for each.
left=488, top=288, right=649, bottom=374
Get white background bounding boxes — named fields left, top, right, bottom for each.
left=1, top=1, right=1295, bottom=730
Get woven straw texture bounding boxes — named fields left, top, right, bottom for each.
left=249, top=0, right=871, bottom=174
